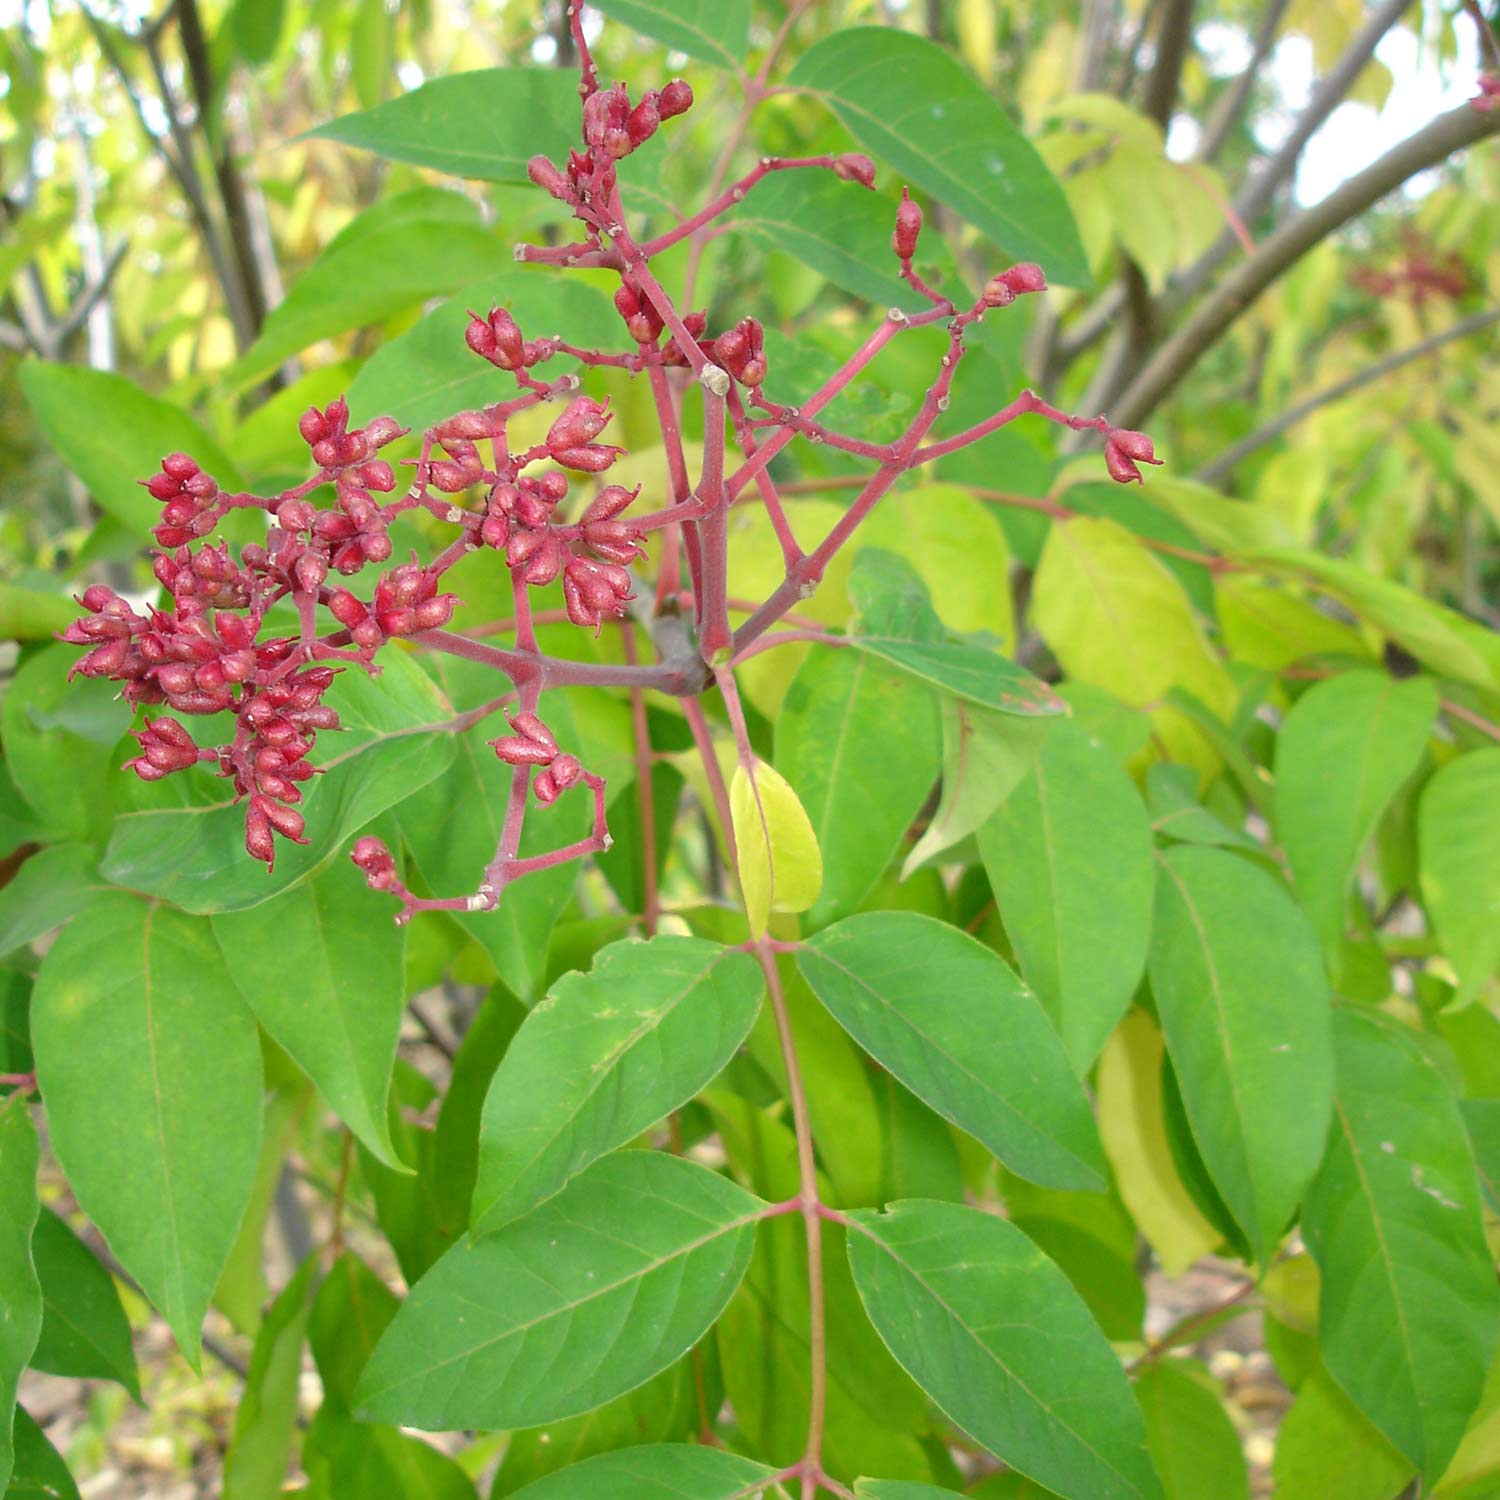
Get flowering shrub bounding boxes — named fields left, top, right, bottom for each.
left=6, top=4, right=1500, bottom=1499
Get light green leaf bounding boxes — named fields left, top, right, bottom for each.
left=1149, top=845, right=1333, bottom=1264
left=777, top=649, right=940, bottom=926
left=1272, top=1361, right=1414, bottom=1500
left=855, top=1484, right=965, bottom=1500
left=847, top=1199, right=1163, bottom=1500
left=0, top=845, right=106, bottom=960
left=355, top=1151, right=762, bottom=1430
left=101, top=649, right=456, bottom=912
left=29, top=1208, right=139, bottom=1398
left=787, top=30, right=1088, bottom=286
left=1303, top=1008, right=1500, bottom=1479
left=304, top=68, right=581, bottom=182
left=591, top=0, right=748, bottom=68
left=731, top=758, right=823, bottom=938
left=799, top=914, right=1106, bottom=1192
left=18, top=362, right=244, bottom=534
left=1275, top=671, right=1437, bottom=959
left=0, top=581, right=80, bottom=642
left=213, top=857, right=406, bottom=1168
left=978, top=720, right=1154, bottom=1072
left=222, top=1258, right=318, bottom=1500
left=0, top=1094, right=41, bottom=1494
left=346, top=268, right=619, bottom=434
left=505, top=1445, right=780, bottom=1500
left=471, top=935, right=763, bottom=1234
left=1419, top=750, right=1500, bottom=1007
left=31, top=896, right=262, bottom=1364
left=1135, top=1359, right=1249, bottom=1500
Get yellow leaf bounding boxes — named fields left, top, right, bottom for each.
left=1096, top=1010, right=1221, bottom=1276
left=731, top=759, right=823, bottom=938
left=957, top=0, right=997, bottom=87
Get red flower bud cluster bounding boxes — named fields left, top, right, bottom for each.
left=563, top=554, right=634, bottom=631
left=578, top=484, right=645, bottom=565
left=1103, top=429, right=1162, bottom=485
left=329, top=561, right=456, bottom=647
left=464, top=306, right=552, bottom=374
left=145, top=453, right=221, bottom=548
left=488, top=711, right=586, bottom=805
left=300, top=397, right=403, bottom=475
left=124, top=717, right=208, bottom=780
left=546, top=396, right=624, bottom=472
left=715, top=318, right=767, bottom=387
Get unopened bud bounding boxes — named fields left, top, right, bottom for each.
left=834, top=153, right=876, bottom=189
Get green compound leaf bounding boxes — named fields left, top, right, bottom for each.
left=304, top=67, right=581, bottom=181
left=214, top=856, right=407, bottom=1169
left=356, top=1151, right=762, bottom=1430
left=31, top=896, right=263, bottom=1365
left=978, top=719, right=1154, bottom=1073
left=1149, top=845, right=1334, bottom=1265
left=846, top=1199, right=1163, bottom=1500
left=29, top=1208, right=140, bottom=1398
left=787, top=29, right=1088, bottom=286
left=1302, top=1008, right=1500, bottom=1480
left=101, top=649, right=455, bottom=913
left=799, top=913, right=1106, bottom=1192
left=505, top=1445, right=782, bottom=1500
left=1275, top=671, right=1437, bottom=960
left=591, top=0, right=748, bottom=69
left=1419, top=748, right=1500, bottom=1008
left=0, top=1094, right=41, bottom=1494
left=471, top=935, right=763, bottom=1234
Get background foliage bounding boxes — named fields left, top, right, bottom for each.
left=5, top=0, right=1500, bottom=1497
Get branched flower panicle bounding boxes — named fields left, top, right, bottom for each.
left=66, top=0, right=1159, bottom=916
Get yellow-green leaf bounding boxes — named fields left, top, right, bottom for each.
left=731, top=760, right=823, bottom=938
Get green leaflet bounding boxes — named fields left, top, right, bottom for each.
left=846, top=1199, right=1163, bottom=1500
left=356, top=1151, right=762, bottom=1431
left=798, top=913, right=1107, bottom=1191
left=1148, top=845, right=1333, bottom=1264
left=471, top=934, right=763, bottom=1234
left=591, top=0, right=748, bottom=69
left=0, top=1094, right=41, bottom=1494
left=31, top=895, right=262, bottom=1365
left=1134, top=1359, right=1249, bottom=1500
left=1302, top=1008, right=1499, bottom=1479
left=504, top=1445, right=781, bottom=1500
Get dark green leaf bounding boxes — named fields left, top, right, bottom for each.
left=1302, top=1008, right=1499, bottom=1479
left=777, top=649, right=940, bottom=926
left=101, top=649, right=455, bottom=912
left=29, top=1208, right=139, bottom=1398
left=304, top=68, right=581, bottom=181
left=786, top=29, right=1088, bottom=285
left=0, top=1095, right=40, bottom=1493
left=31, top=896, right=263, bottom=1363
left=355, top=1151, right=762, bottom=1430
left=1275, top=671, right=1437, bottom=959
left=7, top=1407, right=80, bottom=1500
left=592, top=0, right=748, bottom=68
left=1149, top=845, right=1333, bottom=1264
left=303, top=1409, right=480, bottom=1499
left=472, top=935, right=763, bottom=1233
left=799, top=913, right=1106, bottom=1191
left=846, top=1199, right=1162, bottom=1499
left=504, top=1446, right=780, bottom=1500
left=308, top=1252, right=399, bottom=1409
left=1135, top=1359, right=1249, bottom=1500
left=214, top=857, right=406, bottom=1166
left=229, top=0, right=284, bottom=63
left=978, top=720, right=1154, bottom=1072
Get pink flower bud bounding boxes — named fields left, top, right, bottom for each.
left=582, top=483, right=639, bottom=524
left=1103, top=442, right=1143, bottom=486
left=509, top=712, right=557, bottom=755
left=537, top=470, right=569, bottom=504
left=834, top=153, right=876, bottom=189
left=162, top=453, right=200, bottom=481
left=261, top=797, right=307, bottom=844
left=411, top=595, right=456, bottom=631
left=550, top=753, right=581, bottom=791
left=528, top=154, right=572, bottom=201
left=351, top=835, right=399, bottom=891
left=277, top=499, right=316, bottom=532
left=551, top=444, right=624, bottom=473
left=364, top=416, right=405, bottom=447
left=299, top=407, right=331, bottom=445
left=327, top=590, right=367, bottom=629
left=659, top=79, right=693, bottom=119
left=245, top=803, right=276, bottom=866
left=491, top=734, right=555, bottom=766
left=533, top=769, right=559, bottom=804
left=360, top=460, right=396, bottom=492
left=626, top=96, right=660, bottom=146
left=1109, top=428, right=1160, bottom=465
left=893, top=189, right=922, bottom=261
left=547, top=396, right=612, bottom=452
left=998, top=262, right=1047, bottom=295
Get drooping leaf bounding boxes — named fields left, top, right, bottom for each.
left=1149, top=845, right=1333, bottom=1264
left=0, top=845, right=106, bottom=961
left=787, top=29, right=1089, bottom=285
left=29, top=1208, right=139, bottom=1398
left=213, top=857, right=406, bottom=1167
left=31, top=895, right=262, bottom=1364
left=504, top=1445, right=780, bottom=1500
left=731, top=758, right=823, bottom=938
left=471, top=935, right=763, bottom=1234
left=798, top=913, right=1107, bottom=1191
left=304, top=68, right=581, bottom=181
left=1134, top=1359, right=1249, bottom=1500
left=1419, top=749, right=1500, bottom=1008
left=101, top=649, right=455, bottom=912
left=18, top=362, right=244, bottom=534
left=1302, top=1008, right=1500, bottom=1479
left=978, top=719, right=1154, bottom=1072
left=346, top=269, right=619, bottom=434
left=222, top=1258, right=319, bottom=1500
left=776, top=649, right=940, bottom=926
left=591, top=0, right=749, bottom=68
left=7, top=1407, right=80, bottom=1500
left=1275, top=671, right=1437, bottom=959
left=846, top=1199, right=1163, bottom=1500
left=0, top=1094, right=41, bottom=1494
left=355, top=1151, right=762, bottom=1430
